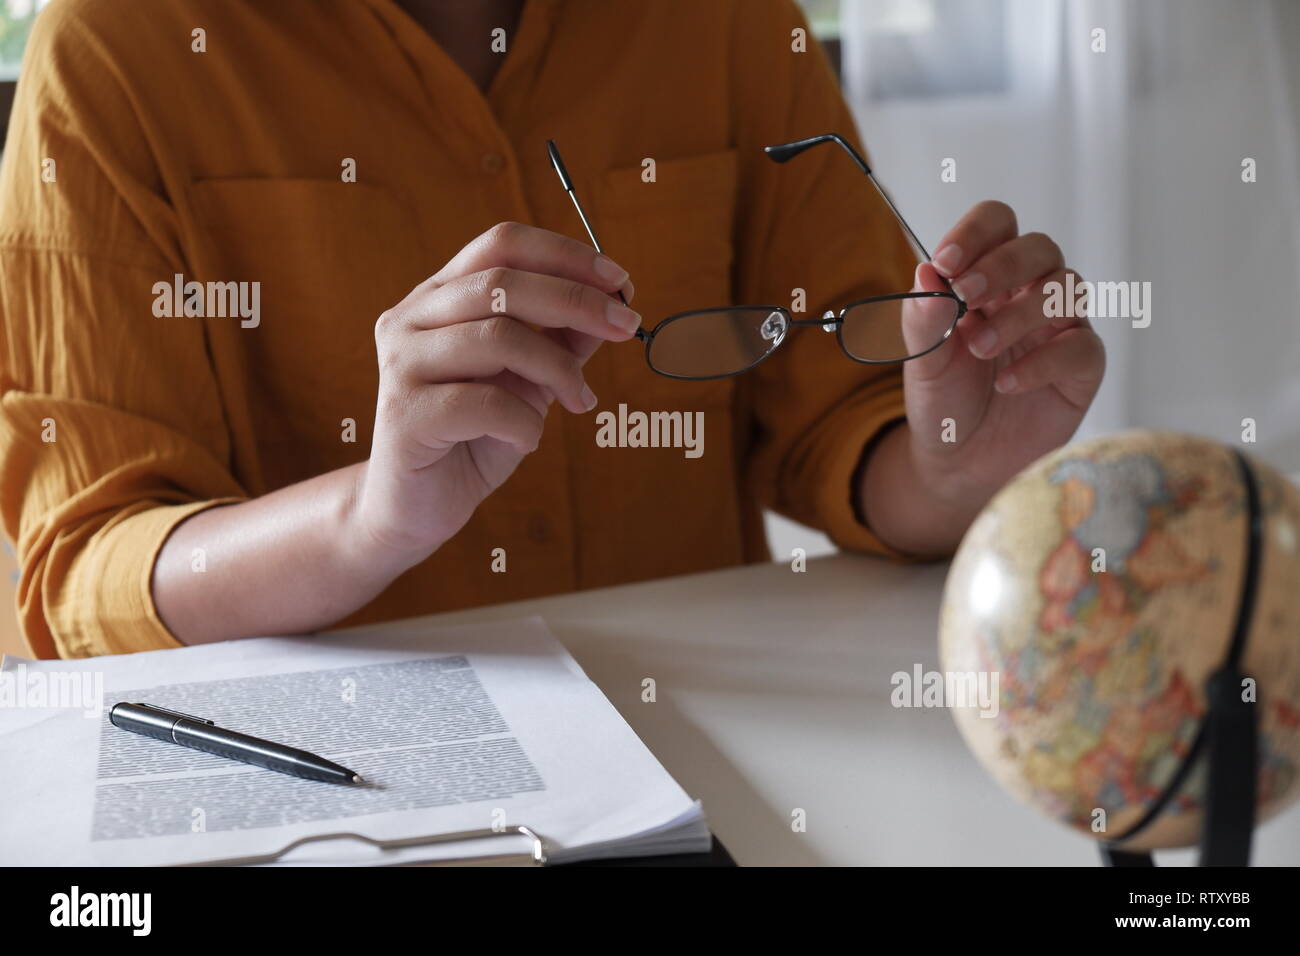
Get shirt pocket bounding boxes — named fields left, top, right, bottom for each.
left=186, top=178, right=424, bottom=479
left=589, top=149, right=739, bottom=411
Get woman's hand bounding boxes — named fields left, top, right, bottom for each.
left=860, top=201, right=1105, bottom=555
left=154, top=221, right=637, bottom=644
left=356, top=221, right=639, bottom=572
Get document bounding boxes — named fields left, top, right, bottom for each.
left=0, top=617, right=709, bottom=865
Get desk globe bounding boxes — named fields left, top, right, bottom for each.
left=939, top=431, right=1300, bottom=854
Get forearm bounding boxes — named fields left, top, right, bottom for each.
left=856, top=422, right=983, bottom=558
left=151, top=462, right=415, bottom=645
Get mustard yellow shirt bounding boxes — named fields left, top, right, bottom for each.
left=0, top=0, right=916, bottom=659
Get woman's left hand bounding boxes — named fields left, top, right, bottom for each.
left=862, top=200, right=1106, bottom=553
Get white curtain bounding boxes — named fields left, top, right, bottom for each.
left=840, top=0, right=1300, bottom=471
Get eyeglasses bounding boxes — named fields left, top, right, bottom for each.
left=547, top=134, right=965, bottom=380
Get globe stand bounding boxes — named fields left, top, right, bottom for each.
left=1100, top=450, right=1262, bottom=868
left=1101, top=669, right=1257, bottom=866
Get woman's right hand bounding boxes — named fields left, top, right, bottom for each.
left=356, top=221, right=639, bottom=572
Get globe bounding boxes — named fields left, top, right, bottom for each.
left=939, top=430, right=1300, bottom=851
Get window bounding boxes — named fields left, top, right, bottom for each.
left=798, top=0, right=843, bottom=40
left=848, top=0, right=1010, bottom=101
left=0, top=0, right=48, bottom=80
left=797, top=0, right=845, bottom=79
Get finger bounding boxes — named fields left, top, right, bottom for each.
left=405, top=317, right=596, bottom=415
left=553, top=326, right=606, bottom=364
left=550, top=290, right=629, bottom=365
left=951, top=232, right=1065, bottom=311
left=929, top=200, right=1018, bottom=279
left=471, top=368, right=552, bottom=418
left=979, top=289, right=1018, bottom=315
left=993, top=326, right=1106, bottom=408
left=409, top=267, right=642, bottom=341
left=911, top=260, right=942, bottom=294
left=902, top=262, right=966, bottom=380
left=433, top=221, right=634, bottom=300
left=409, top=382, right=546, bottom=456
left=1046, top=271, right=1089, bottom=331
left=967, top=267, right=1070, bottom=359
left=991, top=270, right=1091, bottom=344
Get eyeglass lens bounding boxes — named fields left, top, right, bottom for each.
left=645, top=294, right=958, bottom=379
left=646, top=308, right=789, bottom=378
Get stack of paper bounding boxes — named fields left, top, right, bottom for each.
left=0, top=616, right=710, bottom=866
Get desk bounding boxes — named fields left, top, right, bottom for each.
left=345, top=553, right=1300, bottom=865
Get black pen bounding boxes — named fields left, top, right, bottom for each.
left=109, top=702, right=364, bottom=785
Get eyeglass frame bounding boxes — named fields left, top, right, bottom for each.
left=546, top=133, right=967, bottom=381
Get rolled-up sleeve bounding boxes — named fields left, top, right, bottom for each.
left=0, top=5, right=244, bottom=658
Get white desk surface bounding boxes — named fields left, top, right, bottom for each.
left=344, top=552, right=1300, bottom=866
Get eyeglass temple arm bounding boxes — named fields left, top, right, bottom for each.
left=763, top=134, right=939, bottom=273
left=546, top=139, right=649, bottom=341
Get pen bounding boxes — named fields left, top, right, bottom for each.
left=109, top=702, right=364, bottom=785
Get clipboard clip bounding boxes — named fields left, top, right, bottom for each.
left=181, top=825, right=549, bottom=867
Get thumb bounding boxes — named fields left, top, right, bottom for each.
left=914, top=261, right=949, bottom=293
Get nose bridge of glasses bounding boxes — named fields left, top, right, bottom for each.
left=759, top=309, right=789, bottom=345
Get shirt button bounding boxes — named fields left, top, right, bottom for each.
left=527, top=514, right=553, bottom=544
left=481, top=152, right=506, bottom=174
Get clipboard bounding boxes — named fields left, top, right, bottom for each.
left=554, top=835, right=736, bottom=867
left=182, top=826, right=735, bottom=867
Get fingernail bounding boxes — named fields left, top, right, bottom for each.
left=580, top=383, right=598, bottom=411
left=606, top=300, right=641, bottom=335
left=594, top=254, right=629, bottom=287
left=623, top=279, right=636, bottom=304
left=932, top=245, right=963, bottom=276
left=953, top=272, right=987, bottom=304
left=970, top=326, right=999, bottom=359
left=995, top=370, right=1018, bottom=393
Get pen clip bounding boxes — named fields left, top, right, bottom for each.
left=137, top=702, right=216, bottom=726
